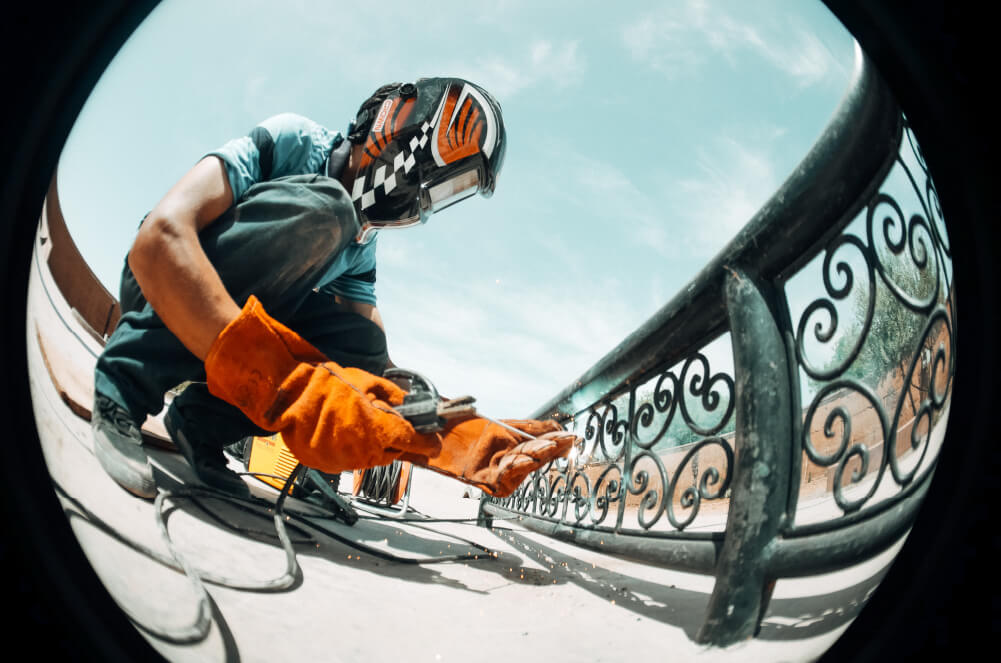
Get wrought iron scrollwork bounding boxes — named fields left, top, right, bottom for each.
left=632, top=370, right=678, bottom=450
left=584, top=399, right=629, bottom=463
left=802, top=380, right=888, bottom=513
left=866, top=193, right=940, bottom=313
left=486, top=350, right=735, bottom=534
left=796, top=234, right=876, bottom=381
left=662, top=438, right=733, bottom=530
left=886, top=308, right=953, bottom=485
left=487, top=115, right=952, bottom=539
left=800, top=307, right=952, bottom=514
left=792, top=117, right=954, bottom=519
left=678, top=353, right=736, bottom=438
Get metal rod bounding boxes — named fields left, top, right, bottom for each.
left=696, top=267, right=793, bottom=646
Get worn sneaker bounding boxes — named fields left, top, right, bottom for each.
left=92, top=394, right=156, bottom=499
left=164, top=404, right=251, bottom=498
left=223, top=437, right=252, bottom=465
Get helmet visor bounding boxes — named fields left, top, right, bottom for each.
left=425, top=166, right=481, bottom=214
left=356, top=155, right=487, bottom=244
left=419, top=158, right=485, bottom=219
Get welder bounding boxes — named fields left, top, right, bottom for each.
left=90, top=77, right=575, bottom=500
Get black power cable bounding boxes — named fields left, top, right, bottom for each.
left=56, top=455, right=506, bottom=645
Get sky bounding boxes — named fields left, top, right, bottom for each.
left=55, top=0, right=857, bottom=418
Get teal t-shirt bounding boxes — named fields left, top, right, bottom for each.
left=207, top=113, right=378, bottom=305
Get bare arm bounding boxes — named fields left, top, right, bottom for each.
left=128, top=156, right=241, bottom=360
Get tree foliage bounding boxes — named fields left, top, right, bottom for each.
left=828, top=253, right=930, bottom=387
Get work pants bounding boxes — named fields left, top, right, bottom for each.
left=93, top=174, right=388, bottom=447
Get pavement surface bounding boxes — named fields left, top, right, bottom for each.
left=25, top=226, right=913, bottom=662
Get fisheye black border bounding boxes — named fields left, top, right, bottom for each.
left=818, top=2, right=998, bottom=659
left=2, top=4, right=163, bottom=660
left=1, top=2, right=996, bottom=660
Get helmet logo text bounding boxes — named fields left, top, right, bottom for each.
left=371, top=99, right=394, bottom=134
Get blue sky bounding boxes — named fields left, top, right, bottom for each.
left=56, top=0, right=856, bottom=417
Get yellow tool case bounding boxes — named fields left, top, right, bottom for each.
left=247, top=433, right=301, bottom=493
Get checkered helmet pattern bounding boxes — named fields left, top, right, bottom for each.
left=348, top=77, right=506, bottom=242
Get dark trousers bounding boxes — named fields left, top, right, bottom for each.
left=93, top=174, right=388, bottom=447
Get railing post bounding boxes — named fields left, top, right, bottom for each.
left=696, top=266, right=793, bottom=646
left=614, top=387, right=636, bottom=532
left=476, top=492, right=494, bottom=528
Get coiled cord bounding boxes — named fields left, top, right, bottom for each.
left=55, top=461, right=505, bottom=645
left=355, top=461, right=404, bottom=504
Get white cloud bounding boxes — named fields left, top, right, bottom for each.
left=530, top=39, right=582, bottom=81
left=671, top=135, right=779, bottom=257
left=621, top=14, right=702, bottom=76
left=537, top=143, right=679, bottom=260
left=777, top=29, right=840, bottom=87
left=621, top=1, right=841, bottom=87
left=379, top=262, right=644, bottom=417
left=458, top=39, right=585, bottom=99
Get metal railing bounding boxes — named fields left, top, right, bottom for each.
left=478, top=43, right=955, bottom=647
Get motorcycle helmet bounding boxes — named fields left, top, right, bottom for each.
left=345, top=77, right=506, bottom=244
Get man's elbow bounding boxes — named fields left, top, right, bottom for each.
left=128, top=213, right=182, bottom=287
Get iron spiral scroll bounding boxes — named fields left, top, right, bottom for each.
left=491, top=351, right=736, bottom=534
left=791, top=119, right=954, bottom=518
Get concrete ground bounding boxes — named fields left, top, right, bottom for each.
left=25, top=228, right=909, bottom=662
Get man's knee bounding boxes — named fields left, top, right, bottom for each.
left=197, top=175, right=361, bottom=309
left=256, top=175, right=360, bottom=259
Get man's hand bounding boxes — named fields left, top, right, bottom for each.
left=204, top=296, right=577, bottom=495
left=205, top=296, right=442, bottom=472
left=129, top=156, right=241, bottom=360
left=399, top=418, right=576, bottom=497
left=383, top=359, right=412, bottom=392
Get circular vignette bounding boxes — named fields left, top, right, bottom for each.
left=2, top=3, right=164, bottom=661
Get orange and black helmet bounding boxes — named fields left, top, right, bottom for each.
left=345, top=77, right=506, bottom=244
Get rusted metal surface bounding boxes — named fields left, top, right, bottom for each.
left=40, top=170, right=120, bottom=340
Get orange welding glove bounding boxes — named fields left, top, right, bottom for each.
left=399, top=417, right=576, bottom=497
left=206, top=296, right=576, bottom=496
left=204, top=296, right=441, bottom=473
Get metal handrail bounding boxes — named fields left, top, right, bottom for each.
left=481, top=43, right=955, bottom=647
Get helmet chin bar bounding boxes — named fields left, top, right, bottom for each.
left=354, top=214, right=423, bottom=245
